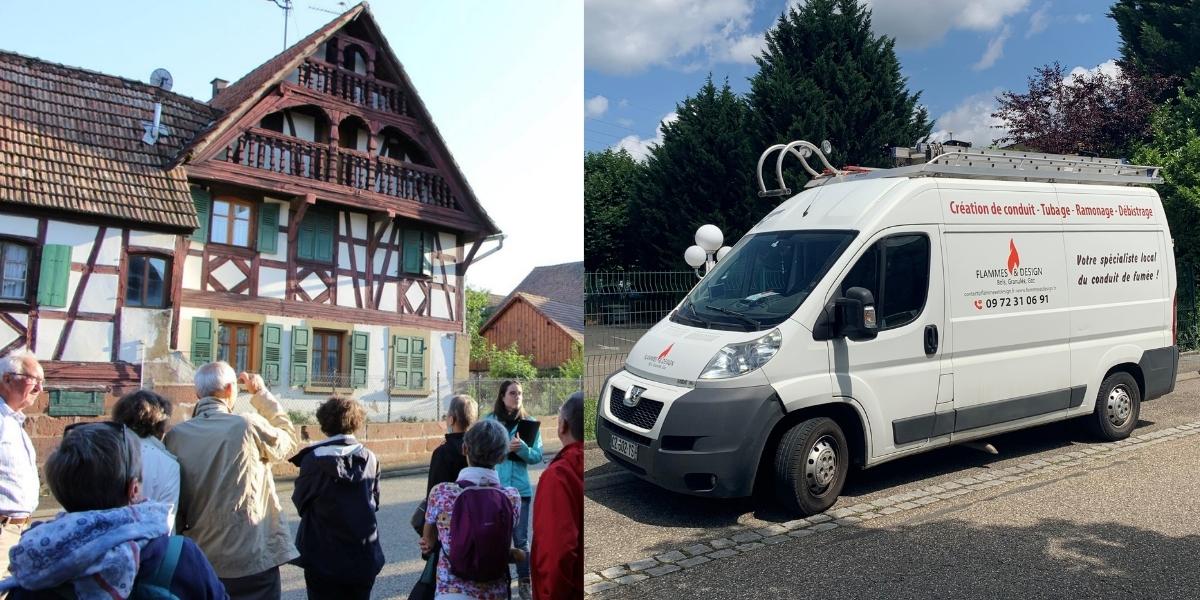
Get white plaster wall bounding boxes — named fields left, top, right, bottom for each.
left=118, top=307, right=172, bottom=362
left=183, top=255, right=203, bottom=290
left=405, top=281, right=425, bottom=310
left=59, top=321, right=113, bottom=361
left=349, top=213, right=367, bottom=240
left=380, top=282, right=398, bottom=312
left=95, top=228, right=122, bottom=267
left=431, top=290, right=451, bottom=320
left=259, top=267, right=288, bottom=299
left=299, top=272, right=326, bottom=302
left=45, top=222, right=99, bottom=264
left=0, top=214, right=37, bottom=237
left=34, top=319, right=64, bottom=361
left=0, top=313, right=22, bottom=349
left=336, top=275, right=357, bottom=308
left=261, top=200, right=288, bottom=260
left=76, top=272, right=118, bottom=314
left=128, top=230, right=177, bottom=251
left=439, top=232, right=459, bottom=279
left=286, top=111, right=318, bottom=142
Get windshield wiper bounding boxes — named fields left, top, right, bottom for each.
left=704, top=304, right=760, bottom=329
left=681, top=300, right=710, bottom=327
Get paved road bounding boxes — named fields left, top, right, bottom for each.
left=585, top=375, right=1200, bottom=598
left=277, top=461, right=546, bottom=599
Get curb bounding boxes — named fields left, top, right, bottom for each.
left=583, top=420, right=1200, bottom=596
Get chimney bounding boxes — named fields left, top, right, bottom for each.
left=210, top=78, right=229, bottom=100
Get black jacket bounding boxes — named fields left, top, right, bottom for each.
left=290, top=436, right=385, bottom=583
left=426, top=432, right=468, bottom=495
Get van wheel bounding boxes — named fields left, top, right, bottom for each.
left=1088, top=372, right=1140, bottom=441
left=774, top=417, right=848, bottom=516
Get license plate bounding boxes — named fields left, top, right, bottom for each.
left=609, top=434, right=639, bottom=462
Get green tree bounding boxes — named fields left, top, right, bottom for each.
left=487, top=342, right=538, bottom=379
left=1132, top=79, right=1200, bottom=269
left=584, top=149, right=641, bottom=271
left=629, top=76, right=764, bottom=270
left=466, top=287, right=492, bottom=364
left=556, top=342, right=584, bottom=379
left=1110, top=0, right=1200, bottom=87
left=748, top=0, right=930, bottom=181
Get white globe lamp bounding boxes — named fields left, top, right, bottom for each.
left=695, top=224, right=723, bottom=253
left=684, top=245, right=707, bottom=269
left=715, top=246, right=732, bottom=262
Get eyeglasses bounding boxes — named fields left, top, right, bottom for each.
left=11, top=373, right=43, bottom=389
left=63, top=421, right=136, bottom=486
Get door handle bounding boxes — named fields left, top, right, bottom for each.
left=924, top=324, right=939, bottom=356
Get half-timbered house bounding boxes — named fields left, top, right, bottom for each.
left=0, top=2, right=500, bottom=420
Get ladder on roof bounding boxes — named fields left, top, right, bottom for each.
left=756, top=141, right=1163, bottom=196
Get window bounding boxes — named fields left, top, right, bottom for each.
left=311, top=330, right=344, bottom=386
left=217, top=322, right=256, bottom=374
left=296, top=211, right=336, bottom=262
left=0, top=242, right=30, bottom=301
left=840, top=234, right=930, bottom=330
left=125, top=254, right=170, bottom=308
left=210, top=198, right=255, bottom=247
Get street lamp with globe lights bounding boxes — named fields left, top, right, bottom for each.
left=685, top=224, right=732, bottom=279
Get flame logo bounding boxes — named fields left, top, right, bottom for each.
left=658, top=344, right=674, bottom=360
left=1007, top=239, right=1020, bottom=273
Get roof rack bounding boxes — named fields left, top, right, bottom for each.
left=756, top=140, right=1163, bottom=196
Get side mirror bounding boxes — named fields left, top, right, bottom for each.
left=836, top=287, right=878, bottom=341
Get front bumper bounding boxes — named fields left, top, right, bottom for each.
left=595, top=371, right=784, bottom=497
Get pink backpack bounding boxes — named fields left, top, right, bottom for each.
left=446, top=480, right=514, bottom=582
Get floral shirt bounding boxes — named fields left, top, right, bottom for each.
left=427, top=467, right=521, bottom=599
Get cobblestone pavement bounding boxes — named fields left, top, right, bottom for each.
left=585, top=374, right=1200, bottom=597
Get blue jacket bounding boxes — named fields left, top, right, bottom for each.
left=289, top=435, right=385, bottom=583
left=487, top=413, right=543, bottom=497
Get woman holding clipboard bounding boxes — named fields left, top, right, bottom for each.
left=486, top=379, right=543, bottom=600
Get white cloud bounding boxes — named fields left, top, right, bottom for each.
left=1073, top=13, right=1092, bottom=23
left=1068, top=59, right=1121, bottom=80
left=616, top=117, right=635, bottom=127
left=613, top=112, right=678, bottom=161
left=585, top=0, right=758, bottom=74
left=585, top=95, right=609, bottom=118
left=1027, top=2, right=1050, bottom=38
left=618, top=98, right=630, bottom=108
left=863, top=0, right=1029, bottom=48
left=929, top=89, right=1008, bottom=148
left=972, top=25, right=1011, bottom=71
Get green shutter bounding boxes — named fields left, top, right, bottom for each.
left=48, top=390, right=104, bottom=417
left=257, top=203, right=279, bottom=254
left=190, top=317, right=215, bottom=366
left=37, top=244, right=71, bottom=307
left=421, top=233, right=434, bottom=276
left=391, top=335, right=409, bottom=389
left=409, top=336, right=425, bottom=390
left=315, top=212, right=336, bottom=263
left=403, top=229, right=422, bottom=274
left=290, top=326, right=311, bottom=386
left=191, top=187, right=211, bottom=242
left=350, top=331, right=369, bottom=388
left=296, top=216, right=316, bottom=260
left=261, top=323, right=282, bottom=385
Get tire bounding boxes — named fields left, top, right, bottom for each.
left=1087, top=371, right=1141, bottom=441
left=774, top=417, right=849, bottom=516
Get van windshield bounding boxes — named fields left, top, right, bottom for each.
left=673, top=230, right=856, bottom=331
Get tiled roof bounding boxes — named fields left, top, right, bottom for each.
left=511, top=261, right=583, bottom=307
left=481, top=292, right=583, bottom=342
left=0, top=51, right=217, bottom=230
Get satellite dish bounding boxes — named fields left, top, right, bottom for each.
left=150, top=68, right=173, bottom=92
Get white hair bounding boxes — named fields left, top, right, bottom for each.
left=464, top=419, right=509, bottom=468
left=0, top=348, right=38, bottom=376
left=195, top=361, right=237, bottom=398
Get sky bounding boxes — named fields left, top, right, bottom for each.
left=585, top=0, right=1123, bottom=159
left=0, top=0, right=582, bottom=295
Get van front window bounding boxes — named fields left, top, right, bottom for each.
left=674, top=230, right=856, bottom=331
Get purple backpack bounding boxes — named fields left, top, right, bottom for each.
left=446, top=480, right=514, bottom=582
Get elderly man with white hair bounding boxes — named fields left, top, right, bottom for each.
left=164, top=361, right=299, bottom=600
left=0, top=349, right=42, bottom=581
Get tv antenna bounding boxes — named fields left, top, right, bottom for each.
left=266, top=0, right=294, bottom=50
left=309, top=2, right=348, bottom=16
left=142, top=68, right=172, bottom=145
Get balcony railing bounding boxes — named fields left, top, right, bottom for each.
left=226, top=128, right=461, bottom=210
left=297, top=58, right=409, bottom=117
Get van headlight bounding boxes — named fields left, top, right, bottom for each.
left=699, top=329, right=782, bottom=379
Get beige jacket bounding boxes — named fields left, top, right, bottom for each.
left=164, top=390, right=300, bottom=579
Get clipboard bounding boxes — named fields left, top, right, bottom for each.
left=508, top=419, right=541, bottom=463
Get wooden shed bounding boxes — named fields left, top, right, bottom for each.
left=474, top=292, right=583, bottom=371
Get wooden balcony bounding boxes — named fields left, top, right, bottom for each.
left=226, top=128, right=461, bottom=210
left=296, top=58, right=409, bottom=117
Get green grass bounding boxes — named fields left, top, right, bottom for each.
left=584, top=396, right=597, bottom=441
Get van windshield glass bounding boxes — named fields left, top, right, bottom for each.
left=674, top=230, right=856, bottom=331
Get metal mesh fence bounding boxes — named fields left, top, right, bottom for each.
left=1178, top=262, right=1198, bottom=352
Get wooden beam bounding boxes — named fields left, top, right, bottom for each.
left=170, top=236, right=188, bottom=350
left=112, top=228, right=129, bottom=362
left=182, top=290, right=462, bottom=330
left=343, top=211, right=363, bottom=309
left=28, top=218, right=47, bottom=352
left=54, top=226, right=107, bottom=361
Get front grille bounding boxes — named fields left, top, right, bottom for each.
left=608, top=386, right=664, bottom=430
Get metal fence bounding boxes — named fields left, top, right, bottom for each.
left=1179, top=262, right=1198, bottom=352
left=453, top=377, right=582, bottom=417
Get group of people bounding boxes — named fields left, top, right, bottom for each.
left=0, top=349, right=583, bottom=600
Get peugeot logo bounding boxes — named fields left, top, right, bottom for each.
left=624, top=386, right=646, bottom=408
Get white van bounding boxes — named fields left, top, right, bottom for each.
left=596, top=142, right=1179, bottom=515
